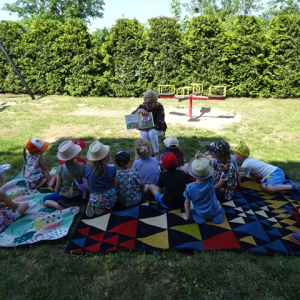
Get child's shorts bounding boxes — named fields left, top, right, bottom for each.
left=43, top=192, right=82, bottom=203
left=262, top=168, right=285, bottom=186
left=154, top=192, right=170, bottom=209
left=89, top=188, right=117, bottom=209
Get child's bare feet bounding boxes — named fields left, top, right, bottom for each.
left=180, top=212, right=189, bottom=220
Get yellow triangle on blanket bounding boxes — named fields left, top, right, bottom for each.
left=138, top=230, right=169, bottom=249
left=206, top=215, right=231, bottom=230
left=272, top=222, right=283, bottom=228
left=280, top=219, right=297, bottom=226
left=284, top=225, right=300, bottom=232
left=241, top=180, right=261, bottom=191
left=264, top=200, right=289, bottom=209
left=170, top=223, right=202, bottom=240
left=168, top=209, right=182, bottom=216
left=239, top=236, right=257, bottom=246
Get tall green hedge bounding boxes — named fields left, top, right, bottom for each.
left=264, top=15, right=300, bottom=98
left=222, top=16, right=267, bottom=97
left=1, top=15, right=300, bottom=98
left=101, top=18, right=146, bottom=97
left=141, top=17, right=183, bottom=90
left=180, top=15, right=226, bottom=92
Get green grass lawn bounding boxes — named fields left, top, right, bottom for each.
left=0, top=94, right=300, bottom=299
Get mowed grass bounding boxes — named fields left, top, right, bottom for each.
left=0, top=94, right=300, bottom=300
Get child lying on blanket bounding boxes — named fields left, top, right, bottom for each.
left=233, top=141, right=300, bottom=194
left=0, top=164, right=29, bottom=233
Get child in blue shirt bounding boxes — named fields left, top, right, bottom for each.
left=85, top=141, right=117, bottom=218
left=180, top=154, right=225, bottom=224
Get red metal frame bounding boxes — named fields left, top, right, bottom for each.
left=180, top=94, right=226, bottom=118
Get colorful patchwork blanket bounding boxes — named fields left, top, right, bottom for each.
left=66, top=178, right=300, bottom=255
left=0, top=178, right=79, bottom=247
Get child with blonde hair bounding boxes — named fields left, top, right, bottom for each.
left=43, top=140, right=86, bottom=209
left=0, top=164, right=29, bottom=233
left=85, top=141, right=117, bottom=218
left=132, top=139, right=160, bottom=187
left=23, top=137, right=56, bottom=192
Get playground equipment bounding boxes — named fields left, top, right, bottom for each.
left=0, top=40, right=35, bottom=100
left=180, top=85, right=227, bottom=117
left=158, top=85, right=176, bottom=98
left=158, top=84, right=226, bottom=117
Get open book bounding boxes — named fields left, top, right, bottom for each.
left=125, top=112, right=154, bottom=129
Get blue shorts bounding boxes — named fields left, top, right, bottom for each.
left=43, top=192, right=82, bottom=203
left=154, top=192, right=170, bottom=209
left=262, top=168, right=285, bottom=186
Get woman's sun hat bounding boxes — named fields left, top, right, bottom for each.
left=87, top=140, right=110, bottom=161
left=57, top=140, right=82, bottom=161
left=163, top=136, right=179, bottom=148
left=26, top=137, right=49, bottom=152
left=188, top=157, right=214, bottom=180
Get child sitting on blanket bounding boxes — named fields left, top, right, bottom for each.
left=160, top=136, right=189, bottom=174
left=0, top=164, right=29, bottom=233
left=23, top=137, right=56, bottom=193
left=150, top=152, right=186, bottom=209
left=132, top=139, right=160, bottom=189
left=43, top=140, right=86, bottom=209
left=204, top=140, right=237, bottom=201
left=59, top=140, right=87, bottom=165
left=233, top=141, right=300, bottom=194
left=115, top=150, right=145, bottom=207
left=180, top=154, right=225, bottom=224
left=205, top=141, right=241, bottom=187
left=85, top=141, right=117, bottom=218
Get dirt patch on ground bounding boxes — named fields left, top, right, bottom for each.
left=164, top=106, right=241, bottom=130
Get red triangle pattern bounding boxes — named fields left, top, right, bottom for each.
left=105, top=245, right=117, bottom=252
left=68, top=248, right=82, bottom=254
left=77, top=226, right=90, bottom=237
left=89, top=232, right=105, bottom=242
left=108, top=220, right=138, bottom=238
left=118, top=239, right=136, bottom=249
left=84, top=242, right=102, bottom=253
left=104, top=234, right=119, bottom=245
left=203, top=231, right=241, bottom=250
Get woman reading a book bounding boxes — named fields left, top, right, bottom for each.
left=132, top=90, right=167, bottom=161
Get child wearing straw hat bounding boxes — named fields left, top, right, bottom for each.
left=180, top=155, right=225, bottom=224
left=85, top=141, right=117, bottom=218
left=43, top=140, right=86, bottom=209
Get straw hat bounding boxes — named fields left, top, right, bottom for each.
left=57, top=140, right=81, bottom=161
left=188, top=157, right=214, bottom=180
left=87, top=141, right=110, bottom=161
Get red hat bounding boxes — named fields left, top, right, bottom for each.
left=73, top=141, right=85, bottom=149
left=161, top=152, right=178, bottom=169
left=26, top=138, right=49, bottom=152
